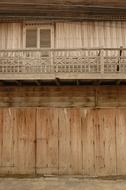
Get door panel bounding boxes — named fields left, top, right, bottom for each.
left=0, top=107, right=126, bottom=176
left=36, top=108, right=59, bottom=175
left=116, top=108, right=126, bottom=175
left=13, top=108, right=36, bottom=174
left=0, top=108, right=36, bottom=175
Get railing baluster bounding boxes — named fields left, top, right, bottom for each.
left=0, top=48, right=126, bottom=77
left=100, top=49, right=104, bottom=74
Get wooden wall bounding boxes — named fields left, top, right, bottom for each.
left=0, top=0, right=126, bottom=9
left=0, top=86, right=125, bottom=176
left=55, top=22, right=126, bottom=48
left=0, top=86, right=125, bottom=108
left=0, top=23, right=23, bottom=49
left=0, top=107, right=126, bottom=176
left=0, top=0, right=126, bottom=19
left=0, top=21, right=126, bottom=49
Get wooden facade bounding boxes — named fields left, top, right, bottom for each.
left=0, top=0, right=126, bottom=177
left=0, top=22, right=126, bottom=80
left=0, top=22, right=126, bottom=49
left=0, top=0, right=126, bottom=21
left=0, top=86, right=126, bottom=176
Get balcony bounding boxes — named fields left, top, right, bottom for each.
left=0, top=48, right=126, bottom=80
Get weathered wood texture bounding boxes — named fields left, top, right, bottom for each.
left=0, top=0, right=126, bottom=8
left=0, top=86, right=125, bottom=176
left=0, top=0, right=126, bottom=20
left=36, top=107, right=126, bottom=176
left=0, top=108, right=36, bottom=175
left=0, top=86, right=125, bottom=108
left=0, top=107, right=126, bottom=176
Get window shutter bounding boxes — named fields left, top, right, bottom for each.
left=40, top=29, right=51, bottom=48
left=26, top=29, right=37, bottom=48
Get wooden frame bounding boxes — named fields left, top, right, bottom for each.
left=23, top=23, right=54, bottom=49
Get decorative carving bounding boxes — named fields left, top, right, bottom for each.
left=0, top=48, right=126, bottom=75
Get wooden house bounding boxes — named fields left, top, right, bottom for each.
left=0, top=0, right=126, bottom=177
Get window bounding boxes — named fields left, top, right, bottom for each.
left=40, top=29, right=51, bottom=48
left=26, top=29, right=37, bottom=48
left=24, top=26, right=53, bottom=49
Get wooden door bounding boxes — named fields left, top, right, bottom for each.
left=0, top=107, right=126, bottom=176
left=36, top=108, right=59, bottom=175
left=0, top=108, right=36, bottom=175
left=36, top=108, right=82, bottom=175
left=36, top=108, right=118, bottom=176
left=13, top=108, right=36, bottom=174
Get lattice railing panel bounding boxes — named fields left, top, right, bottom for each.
left=0, top=48, right=126, bottom=76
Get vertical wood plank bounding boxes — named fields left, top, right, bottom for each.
left=81, top=109, right=95, bottom=176
left=13, top=108, right=36, bottom=174
left=58, top=108, right=71, bottom=174
left=0, top=109, right=3, bottom=167
left=2, top=109, right=13, bottom=166
left=36, top=108, right=59, bottom=175
left=36, top=108, right=49, bottom=174
left=94, top=109, right=116, bottom=176
left=47, top=108, right=59, bottom=174
left=69, top=108, right=82, bottom=175
left=0, top=108, right=15, bottom=174
left=116, top=108, right=126, bottom=175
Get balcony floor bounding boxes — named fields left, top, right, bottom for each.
left=0, top=73, right=126, bottom=81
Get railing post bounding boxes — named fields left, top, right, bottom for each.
left=117, top=46, right=123, bottom=72
left=100, top=48, right=104, bottom=74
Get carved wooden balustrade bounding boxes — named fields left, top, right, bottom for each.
left=0, top=48, right=126, bottom=80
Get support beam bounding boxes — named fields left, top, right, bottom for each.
left=15, top=80, right=22, bottom=86
left=35, top=80, right=41, bottom=86
left=116, top=80, right=122, bottom=85
left=93, top=80, right=103, bottom=85
left=55, top=78, right=60, bottom=86
left=76, top=80, right=80, bottom=86
left=0, top=81, right=4, bottom=86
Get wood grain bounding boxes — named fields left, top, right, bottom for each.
left=0, top=87, right=126, bottom=176
left=0, top=0, right=126, bottom=19
left=58, top=108, right=71, bottom=175
left=0, top=86, right=126, bottom=108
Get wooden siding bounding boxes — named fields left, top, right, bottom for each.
left=0, top=21, right=126, bottom=49
left=56, top=22, right=126, bottom=49
left=0, top=0, right=126, bottom=8
left=0, top=23, right=23, bottom=49
left=0, top=0, right=126, bottom=20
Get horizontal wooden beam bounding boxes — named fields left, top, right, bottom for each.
left=0, top=74, right=126, bottom=80
left=0, top=1, right=126, bottom=19
left=0, top=0, right=126, bottom=8
left=0, top=85, right=125, bottom=108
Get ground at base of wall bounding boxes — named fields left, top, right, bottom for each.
left=0, top=178, right=126, bottom=190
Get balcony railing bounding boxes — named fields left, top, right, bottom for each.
left=0, top=48, right=126, bottom=80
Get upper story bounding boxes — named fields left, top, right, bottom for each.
left=0, top=0, right=126, bottom=82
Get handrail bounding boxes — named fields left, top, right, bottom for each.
left=0, top=47, right=126, bottom=52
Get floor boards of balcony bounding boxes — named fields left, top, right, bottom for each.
left=0, top=73, right=126, bottom=81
